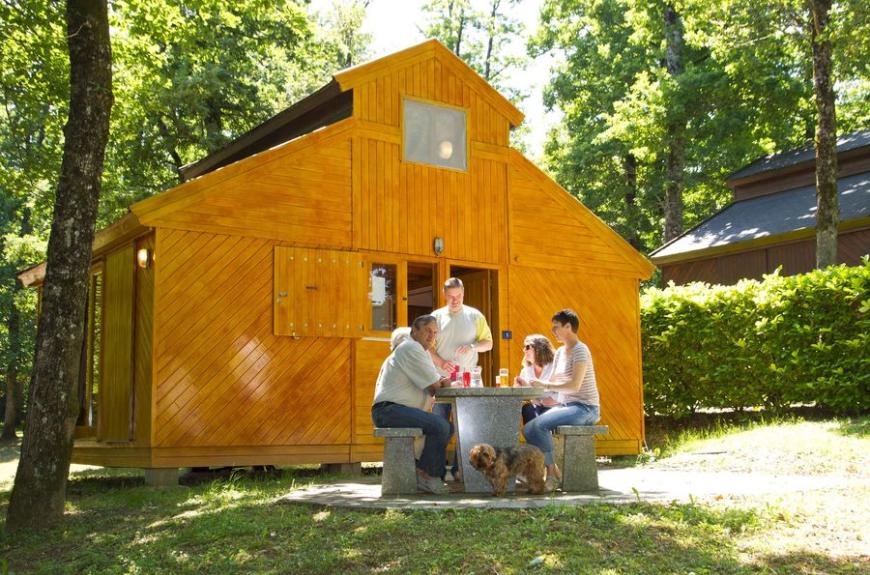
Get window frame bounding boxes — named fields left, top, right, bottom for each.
left=400, top=95, right=470, bottom=173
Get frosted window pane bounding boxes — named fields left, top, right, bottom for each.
left=403, top=99, right=467, bottom=170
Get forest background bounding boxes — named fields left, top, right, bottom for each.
left=1, top=0, right=867, bottom=437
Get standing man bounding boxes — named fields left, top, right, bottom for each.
left=371, top=315, right=453, bottom=494
left=429, top=277, right=494, bottom=480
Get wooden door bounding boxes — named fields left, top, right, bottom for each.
left=453, top=268, right=498, bottom=386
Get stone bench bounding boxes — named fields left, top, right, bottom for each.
left=555, top=425, right=609, bottom=492
left=374, top=427, right=422, bottom=495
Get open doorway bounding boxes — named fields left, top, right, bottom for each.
left=449, top=265, right=499, bottom=387
left=407, top=262, right=436, bottom=321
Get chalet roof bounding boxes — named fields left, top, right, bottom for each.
left=179, top=81, right=351, bottom=181
left=650, top=171, right=870, bottom=262
left=179, top=39, right=523, bottom=182
left=727, top=129, right=870, bottom=182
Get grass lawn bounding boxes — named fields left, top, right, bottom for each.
left=0, top=415, right=867, bottom=574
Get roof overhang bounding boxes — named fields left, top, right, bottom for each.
left=650, top=217, right=870, bottom=266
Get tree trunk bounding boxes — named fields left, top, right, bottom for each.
left=810, top=0, right=838, bottom=268
left=6, top=0, right=113, bottom=531
left=156, top=116, right=184, bottom=183
left=662, top=4, right=686, bottom=242
left=623, top=152, right=642, bottom=249
left=455, top=9, right=466, bottom=56
left=483, top=0, right=500, bottom=81
left=203, top=99, right=224, bottom=152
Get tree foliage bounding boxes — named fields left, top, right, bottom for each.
left=0, top=0, right=369, bottom=432
left=535, top=0, right=868, bottom=253
left=421, top=0, right=528, bottom=98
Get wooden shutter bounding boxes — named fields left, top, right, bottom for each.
left=274, top=246, right=367, bottom=337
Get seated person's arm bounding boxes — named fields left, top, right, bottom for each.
left=399, top=344, right=452, bottom=395
left=428, top=347, right=454, bottom=372
left=530, top=362, right=587, bottom=393
left=425, top=376, right=452, bottom=395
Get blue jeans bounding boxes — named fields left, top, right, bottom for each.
left=523, top=402, right=600, bottom=466
left=432, top=402, right=459, bottom=476
left=372, top=402, right=453, bottom=478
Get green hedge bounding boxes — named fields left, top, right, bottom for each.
left=641, top=260, right=870, bottom=417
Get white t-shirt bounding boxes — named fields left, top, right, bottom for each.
left=432, top=304, right=493, bottom=375
left=550, top=341, right=599, bottom=406
left=519, top=363, right=558, bottom=403
left=372, top=339, right=442, bottom=410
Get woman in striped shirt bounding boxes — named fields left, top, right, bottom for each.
left=517, top=309, right=600, bottom=488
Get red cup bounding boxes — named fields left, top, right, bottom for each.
left=462, top=371, right=471, bottom=388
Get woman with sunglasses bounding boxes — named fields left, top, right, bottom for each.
left=514, top=335, right=557, bottom=424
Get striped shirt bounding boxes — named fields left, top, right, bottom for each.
left=551, top=341, right=599, bottom=407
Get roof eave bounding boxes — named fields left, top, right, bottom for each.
left=650, top=216, right=870, bottom=266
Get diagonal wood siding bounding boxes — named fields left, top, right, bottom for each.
left=151, top=134, right=353, bottom=246
left=509, top=164, right=641, bottom=275
left=153, top=228, right=352, bottom=448
left=509, top=266, right=644, bottom=452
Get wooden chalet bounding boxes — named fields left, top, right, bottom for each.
left=20, top=40, right=655, bottom=476
left=651, top=129, right=870, bottom=285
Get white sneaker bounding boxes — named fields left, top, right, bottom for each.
left=417, top=475, right=448, bottom=494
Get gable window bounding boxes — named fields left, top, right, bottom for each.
left=403, top=99, right=467, bottom=171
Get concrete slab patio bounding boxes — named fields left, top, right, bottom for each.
left=279, top=466, right=865, bottom=510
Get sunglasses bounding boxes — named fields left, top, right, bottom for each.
left=523, top=344, right=533, bottom=350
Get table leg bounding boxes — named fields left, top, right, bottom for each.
left=454, top=396, right=524, bottom=494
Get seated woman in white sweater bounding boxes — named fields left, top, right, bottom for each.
left=514, top=334, right=557, bottom=424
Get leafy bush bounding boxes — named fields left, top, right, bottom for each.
left=641, top=259, right=870, bottom=417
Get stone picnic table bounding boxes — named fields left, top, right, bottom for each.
left=435, top=386, right=543, bottom=494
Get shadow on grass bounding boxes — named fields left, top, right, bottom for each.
left=2, top=468, right=865, bottom=575
left=0, top=442, right=20, bottom=464
left=835, top=417, right=869, bottom=438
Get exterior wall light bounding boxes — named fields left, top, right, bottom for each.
left=433, top=236, right=445, bottom=256
left=136, top=248, right=152, bottom=269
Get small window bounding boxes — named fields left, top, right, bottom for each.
left=403, top=99, right=467, bottom=171
left=370, top=263, right=397, bottom=332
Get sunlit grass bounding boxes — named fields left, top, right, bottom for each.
left=0, top=416, right=867, bottom=574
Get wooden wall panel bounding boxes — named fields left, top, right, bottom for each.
left=353, top=338, right=392, bottom=446
left=665, top=227, right=869, bottom=286
left=767, top=239, right=815, bottom=276
left=99, top=246, right=135, bottom=442
left=133, top=235, right=154, bottom=446
left=662, top=258, right=718, bottom=285
left=509, top=266, right=644, bottom=454
left=356, top=136, right=507, bottom=264
left=839, top=228, right=870, bottom=264
left=718, top=249, right=767, bottom=284
left=355, top=54, right=509, bottom=147
left=153, top=228, right=352, bottom=448
left=509, top=165, right=639, bottom=275
left=155, top=135, right=353, bottom=246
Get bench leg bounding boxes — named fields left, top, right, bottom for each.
left=561, top=435, right=599, bottom=492
left=382, top=437, right=418, bottom=496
